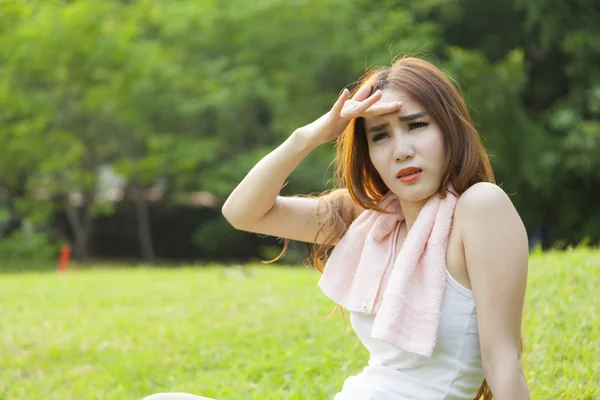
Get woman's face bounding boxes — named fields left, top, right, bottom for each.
left=364, top=88, right=446, bottom=203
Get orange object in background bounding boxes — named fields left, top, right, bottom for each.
left=58, top=244, right=71, bottom=272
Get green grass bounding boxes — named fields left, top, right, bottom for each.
left=0, top=248, right=598, bottom=400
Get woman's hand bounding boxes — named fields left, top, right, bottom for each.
left=294, top=85, right=403, bottom=148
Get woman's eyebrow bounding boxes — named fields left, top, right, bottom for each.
left=367, top=112, right=428, bottom=133
left=398, top=111, right=427, bottom=121
left=367, top=122, right=389, bottom=133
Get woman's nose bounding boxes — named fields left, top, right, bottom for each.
left=393, top=134, right=414, bottom=162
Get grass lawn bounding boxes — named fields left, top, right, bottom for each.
left=0, top=248, right=598, bottom=399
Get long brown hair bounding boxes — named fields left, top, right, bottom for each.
left=270, top=55, right=505, bottom=399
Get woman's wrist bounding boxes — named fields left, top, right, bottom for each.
left=290, top=127, right=322, bottom=153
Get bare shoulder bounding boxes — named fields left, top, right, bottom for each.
left=454, top=182, right=527, bottom=248
left=456, top=182, right=512, bottom=210
left=325, top=188, right=366, bottom=224
left=455, top=182, right=515, bottom=221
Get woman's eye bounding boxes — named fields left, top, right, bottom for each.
left=408, top=121, right=429, bottom=131
left=372, top=132, right=389, bottom=142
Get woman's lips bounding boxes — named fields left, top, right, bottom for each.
left=398, top=170, right=422, bottom=183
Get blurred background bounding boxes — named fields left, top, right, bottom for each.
left=1, top=0, right=599, bottom=267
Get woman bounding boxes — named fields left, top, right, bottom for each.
left=145, top=56, right=530, bottom=399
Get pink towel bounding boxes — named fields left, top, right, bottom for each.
left=318, top=189, right=458, bottom=358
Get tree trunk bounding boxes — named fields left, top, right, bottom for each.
left=135, top=186, right=156, bottom=263
left=65, top=199, right=93, bottom=264
left=0, top=178, right=27, bottom=238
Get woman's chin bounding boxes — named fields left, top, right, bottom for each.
left=390, top=182, right=439, bottom=204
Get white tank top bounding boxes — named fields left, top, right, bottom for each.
left=333, top=269, right=484, bottom=400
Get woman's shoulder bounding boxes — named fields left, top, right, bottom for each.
left=456, top=182, right=512, bottom=209
left=453, top=182, right=528, bottom=278
left=454, top=182, right=521, bottom=234
left=321, top=188, right=366, bottom=229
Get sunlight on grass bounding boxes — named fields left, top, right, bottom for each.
left=0, top=249, right=598, bottom=399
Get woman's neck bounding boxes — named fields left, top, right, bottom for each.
left=399, top=197, right=429, bottom=231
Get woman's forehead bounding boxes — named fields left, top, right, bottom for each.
left=365, top=89, right=425, bottom=126
left=377, top=89, right=422, bottom=111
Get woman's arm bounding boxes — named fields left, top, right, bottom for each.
left=222, top=86, right=399, bottom=243
left=456, top=182, right=531, bottom=400
left=221, top=130, right=319, bottom=228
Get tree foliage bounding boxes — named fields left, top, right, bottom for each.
left=0, top=0, right=598, bottom=262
